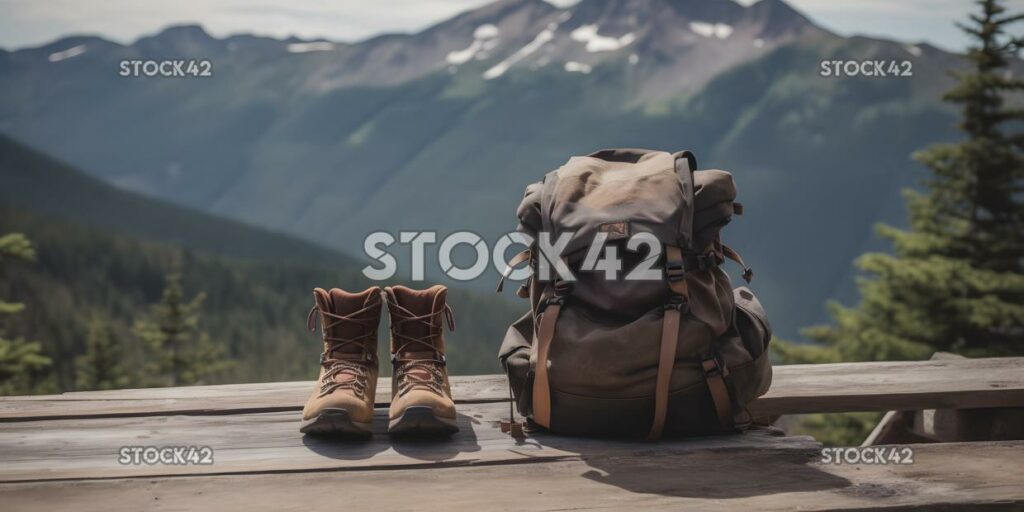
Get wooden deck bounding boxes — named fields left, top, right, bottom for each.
left=2, top=357, right=1023, bottom=511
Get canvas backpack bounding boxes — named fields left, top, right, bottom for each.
left=497, top=148, right=772, bottom=439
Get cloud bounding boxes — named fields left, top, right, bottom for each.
left=787, top=0, right=1024, bottom=51
left=0, top=0, right=1019, bottom=51
left=0, top=0, right=502, bottom=48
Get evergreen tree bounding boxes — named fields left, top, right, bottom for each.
left=134, top=272, right=230, bottom=386
left=74, top=319, right=132, bottom=390
left=787, top=0, right=1024, bottom=363
left=772, top=0, right=1023, bottom=445
left=0, top=233, right=51, bottom=394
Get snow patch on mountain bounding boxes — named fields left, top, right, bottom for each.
left=570, top=24, right=635, bottom=53
left=484, top=14, right=571, bottom=80
left=447, top=41, right=483, bottom=65
left=689, top=21, right=733, bottom=39
left=287, top=42, right=335, bottom=53
left=564, top=61, right=592, bottom=74
left=904, top=45, right=922, bottom=57
left=48, top=45, right=86, bottom=62
left=475, top=24, right=499, bottom=40
left=447, top=24, right=501, bottom=65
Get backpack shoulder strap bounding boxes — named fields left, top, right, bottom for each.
left=530, top=279, right=571, bottom=429
left=647, top=245, right=689, bottom=440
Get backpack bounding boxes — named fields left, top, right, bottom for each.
left=497, top=148, right=772, bottom=439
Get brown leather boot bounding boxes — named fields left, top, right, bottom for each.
left=300, top=286, right=381, bottom=437
left=383, top=285, right=459, bottom=436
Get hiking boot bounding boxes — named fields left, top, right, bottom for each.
left=300, top=286, right=381, bottom=437
left=383, top=285, right=459, bottom=436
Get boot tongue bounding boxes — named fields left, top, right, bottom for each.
left=389, top=285, right=448, bottom=357
left=313, top=287, right=379, bottom=356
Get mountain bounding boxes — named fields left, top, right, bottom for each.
left=0, top=0, right=1002, bottom=339
left=0, top=137, right=520, bottom=392
left=0, top=134, right=347, bottom=267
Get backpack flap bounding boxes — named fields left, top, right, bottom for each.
left=530, top=149, right=695, bottom=315
left=539, top=149, right=694, bottom=257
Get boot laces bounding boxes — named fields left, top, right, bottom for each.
left=306, top=302, right=378, bottom=398
left=388, top=300, right=455, bottom=397
left=396, top=361, right=446, bottom=397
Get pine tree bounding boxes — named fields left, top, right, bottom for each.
left=74, top=319, right=132, bottom=390
left=134, top=272, right=230, bottom=386
left=0, top=233, right=51, bottom=394
left=785, top=0, right=1024, bottom=362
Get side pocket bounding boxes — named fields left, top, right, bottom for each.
left=733, top=286, right=771, bottom=360
left=498, top=311, right=535, bottom=416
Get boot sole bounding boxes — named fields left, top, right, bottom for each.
left=299, top=408, right=373, bottom=438
left=388, top=406, right=459, bottom=437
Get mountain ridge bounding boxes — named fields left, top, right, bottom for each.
left=0, top=0, right=989, bottom=340
left=0, top=134, right=352, bottom=268
left=5, top=0, right=823, bottom=92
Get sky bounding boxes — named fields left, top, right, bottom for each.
left=0, top=0, right=1022, bottom=53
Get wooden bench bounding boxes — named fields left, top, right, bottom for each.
left=1, top=357, right=1022, bottom=510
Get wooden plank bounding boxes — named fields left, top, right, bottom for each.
left=1, top=441, right=1022, bottom=511
left=1, top=357, right=1022, bottom=422
left=750, top=357, right=1024, bottom=421
left=0, top=402, right=818, bottom=483
left=0, top=375, right=509, bottom=421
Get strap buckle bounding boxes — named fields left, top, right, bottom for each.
left=701, top=356, right=728, bottom=378
left=541, top=295, right=565, bottom=311
left=663, top=295, right=689, bottom=312
left=741, top=267, right=754, bottom=283
left=665, top=260, right=685, bottom=282
left=540, top=280, right=572, bottom=311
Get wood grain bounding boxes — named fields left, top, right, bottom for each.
left=750, top=357, right=1024, bottom=421
left=2, top=358, right=1021, bottom=422
left=0, top=375, right=509, bottom=421
left=0, top=402, right=818, bottom=483
left=1, top=359, right=1022, bottom=510
left=2, top=441, right=1021, bottom=511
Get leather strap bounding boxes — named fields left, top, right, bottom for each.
left=666, top=246, right=690, bottom=297
left=531, top=297, right=562, bottom=429
left=647, top=303, right=681, bottom=440
left=516, top=282, right=531, bottom=299
left=720, top=243, right=753, bottom=283
left=496, top=249, right=531, bottom=292
left=673, top=242, right=737, bottom=431
left=646, top=245, right=691, bottom=440
left=702, top=357, right=734, bottom=429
